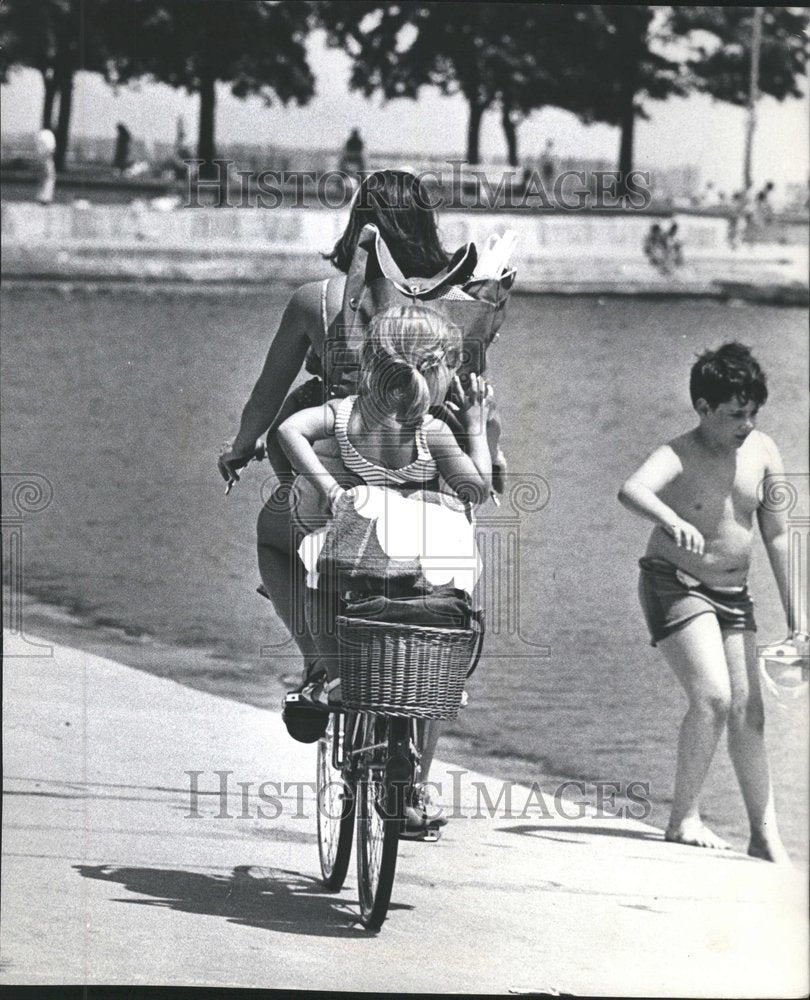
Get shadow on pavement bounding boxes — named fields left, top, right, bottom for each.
left=74, top=863, right=411, bottom=937
left=497, top=823, right=663, bottom=842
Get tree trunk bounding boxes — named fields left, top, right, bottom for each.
left=618, top=100, right=635, bottom=182
left=501, top=104, right=519, bottom=168
left=42, top=71, right=58, bottom=132
left=197, top=72, right=217, bottom=178
left=466, top=99, right=485, bottom=165
left=617, top=69, right=637, bottom=194
left=53, top=68, right=74, bottom=171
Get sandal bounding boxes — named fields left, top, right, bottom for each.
left=401, top=784, right=447, bottom=839
left=299, top=677, right=342, bottom=711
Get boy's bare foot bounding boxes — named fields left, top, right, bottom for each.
left=665, top=819, right=731, bottom=850
left=748, top=831, right=791, bottom=865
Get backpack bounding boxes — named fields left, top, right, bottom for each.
left=316, top=223, right=516, bottom=399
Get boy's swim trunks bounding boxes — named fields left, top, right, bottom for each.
left=638, top=556, right=756, bottom=646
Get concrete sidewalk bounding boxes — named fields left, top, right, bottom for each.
left=2, top=631, right=807, bottom=995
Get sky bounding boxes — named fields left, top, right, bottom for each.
left=2, top=27, right=808, bottom=196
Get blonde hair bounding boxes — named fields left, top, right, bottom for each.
left=359, top=305, right=462, bottom=426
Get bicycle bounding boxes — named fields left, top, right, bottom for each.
left=222, top=445, right=483, bottom=929
left=310, top=614, right=484, bottom=932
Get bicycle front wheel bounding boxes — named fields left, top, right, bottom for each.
left=356, top=714, right=409, bottom=931
left=317, top=714, right=356, bottom=891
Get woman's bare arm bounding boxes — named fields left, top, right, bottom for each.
left=232, top=283, right=320, bottom=453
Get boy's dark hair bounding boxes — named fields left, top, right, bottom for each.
left=689, top=342, right=768, bottom=409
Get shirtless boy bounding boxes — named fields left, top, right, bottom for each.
left=619, top=342, right=800, bottom=863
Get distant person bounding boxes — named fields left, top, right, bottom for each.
left=540, top=138, right=556, bottom=187
left=755, top=181, right=775, bottom=226
left=728, top=188, right=754, bottom=248
left=113, top=123, right=132, bottom=174
left=339, top=128, right=365, bottom=176
left=34, top=127, right=56, bottom=205
left=664, top=222, right=683, bottom=268
left=175, top=115, right=187, bottom=156
left=619, top=342, right=797, bottom=864
left=643, top=222, right=666, bottom=268
left=644, top=221, right=681, bottom=274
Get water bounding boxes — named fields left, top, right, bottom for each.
left=2, top=284, right=807, bottom=861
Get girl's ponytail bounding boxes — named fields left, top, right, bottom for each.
left=401, top=365, right=431, bottom=426
left=360, top=305, right=462, bottom=425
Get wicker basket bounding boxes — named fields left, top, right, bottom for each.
left=336, top=616, right=478, bottom=720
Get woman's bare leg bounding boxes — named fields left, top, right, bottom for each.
left=257, top=488, right=319, bottom=683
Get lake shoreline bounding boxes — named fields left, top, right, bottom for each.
left=10, top=584, right=804, bottom=863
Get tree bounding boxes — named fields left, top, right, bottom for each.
left=671, top=5, right=809, bottom=106
left=564, top=6, right=687, bottom=186
left=318, top=3, right=683, bottom=172
left=587, top=5, right=809, bottom=186
left=671, top=5, right=809, bottom=188
left=320, top=1, right=523, bottom=164
left=109, top=1, right=315, bottom=173
left=492, top=6, right=629, bottom=168
left=0, top=0, right=111, bottom=169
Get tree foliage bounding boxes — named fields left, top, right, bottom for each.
left=671, top=5, right=810, bottom=105
left=552, top=7, right=688, bottom=184
left=0, top=0, right=112, bottom=168
left=108, top=0, right=316, bottom=167
left=319, top=1, right=540, bottom=164
left=318, top=3, right=689, bottom=170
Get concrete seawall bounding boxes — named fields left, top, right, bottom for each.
left=2, top=200, right=807, bottom=302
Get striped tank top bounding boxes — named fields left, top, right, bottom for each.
left=334, top=395, right=439, bottom=488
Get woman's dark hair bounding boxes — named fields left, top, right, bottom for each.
left=689, top=341, right=768, bottom=409
left=325, top=170, right=450, bottom=277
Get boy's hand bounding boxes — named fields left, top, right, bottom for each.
left=664, top=516, right=705, bottom=554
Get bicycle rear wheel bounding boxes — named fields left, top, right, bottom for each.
left=317, top=714, right=356, bottom=891
left=356, top=714, right=410, bottom=931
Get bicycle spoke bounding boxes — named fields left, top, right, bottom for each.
left=317, top=715, right=355, bottom=890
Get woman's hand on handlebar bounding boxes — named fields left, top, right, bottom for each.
left=218, top=439, right=265, bottom=493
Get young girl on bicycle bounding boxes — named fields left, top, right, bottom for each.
left=277, top=304, right=494, bottom=704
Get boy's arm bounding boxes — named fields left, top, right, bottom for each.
left=618, top=445, right=705, bottom=554
left=276, top=402, right=343, bottom=511
left=756, top=435, right=803, bottom=635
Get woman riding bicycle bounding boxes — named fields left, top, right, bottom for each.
left=217, top=170, right=502, bottom=684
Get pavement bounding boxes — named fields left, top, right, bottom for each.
left=2, top=630, right=807, bottom=995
